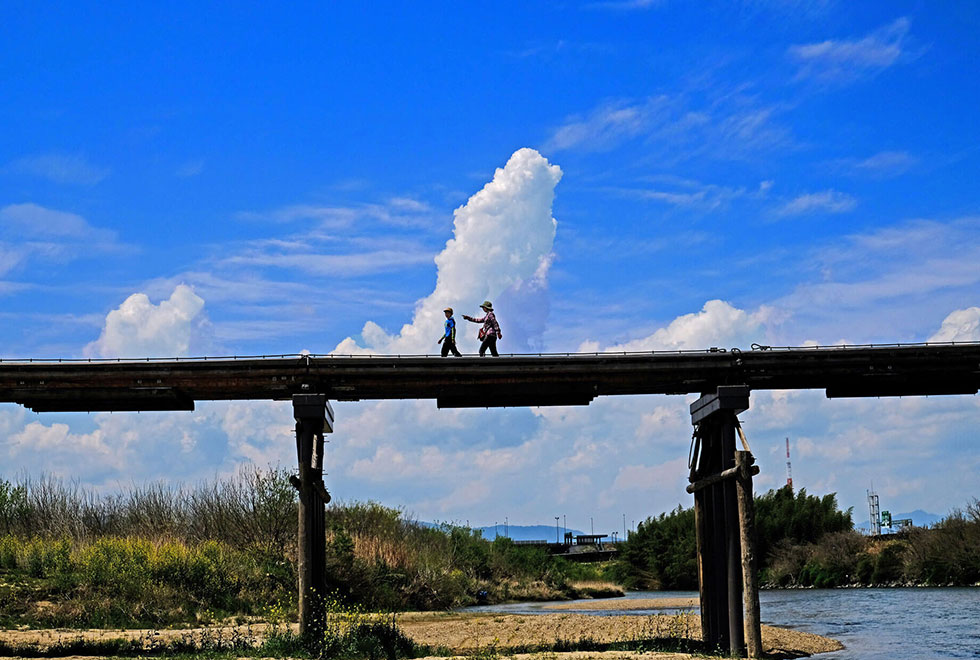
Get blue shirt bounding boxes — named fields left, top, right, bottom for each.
left=444, top=316, right=456, bottom=341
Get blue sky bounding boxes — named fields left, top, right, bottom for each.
left=1, top=2, right=979, bottom=534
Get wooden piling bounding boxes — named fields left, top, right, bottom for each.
left=736, top=450, right=763, bottom=658
left=295, top=416, right=317, bottom=638
left=689, top=388, right=750, bottom=655
left=704, top=417, right=730, bottom=651
left=693, top=489, right=709, bottom=636
left=292, top=394, right=334, bottom=641
left=722, top=415, right=745, bottom=657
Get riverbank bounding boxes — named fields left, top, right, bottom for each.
left=0, top=611, right=842, bottom=658
left=399, top=611, right=842, bottom=656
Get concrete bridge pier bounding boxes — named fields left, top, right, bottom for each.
left=688, top=385, right=761, bottom=658
left=292, top=393, right=334, bottom=639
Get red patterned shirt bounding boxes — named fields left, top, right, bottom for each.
left=466, top=311, right=501, bottom=339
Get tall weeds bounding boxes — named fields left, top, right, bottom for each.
left=0, top=467, right=299, bottom=553
left=0, top=469, right=606, bottom=627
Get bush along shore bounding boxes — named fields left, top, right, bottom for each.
left=0, top=469, right=619, bottom=629
left=615, top=485, right=980, bottom=590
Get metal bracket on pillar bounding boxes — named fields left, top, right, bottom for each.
left=690, top=385, right=749, bottom=425
left=292, top=393, right=333, bottom=641
left=294, top=393, right=335, bottom=433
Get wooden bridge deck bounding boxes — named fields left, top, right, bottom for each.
left=0, top=342, right=977, bottom=412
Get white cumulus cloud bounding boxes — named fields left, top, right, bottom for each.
left=581, top=299, right=771, bottom=352
left=929, top=307, right=980, bottom=343
left=333, top=148, right=562, bottom=355
left=85, top=284, right=213, bottom=358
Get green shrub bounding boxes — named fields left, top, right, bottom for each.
left=0, top=534, right=17, bottom=569
left=854, top=554, right=874, bottom=583
left=871, top=542, right=905, bottom=584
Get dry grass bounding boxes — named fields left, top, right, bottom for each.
left=544, top=597, right=698, bottom=611
left=566, top=581, right=625, bottom=599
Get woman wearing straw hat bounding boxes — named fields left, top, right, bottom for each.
left=463, top=300, right=502, bottom=357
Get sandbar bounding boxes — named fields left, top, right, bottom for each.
left=543, top=597, right=699, bottom=611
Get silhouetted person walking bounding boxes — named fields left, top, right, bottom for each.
left=463, top=300, right=501, bottom=357
left=438, top=307, right=462, bottom=357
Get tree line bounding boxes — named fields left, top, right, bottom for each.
left=615, top=485, right=980, bottom=589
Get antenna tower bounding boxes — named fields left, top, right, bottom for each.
left=785, top=437, right=793, bottom=492
left=867, top=488, right=881, bottom=536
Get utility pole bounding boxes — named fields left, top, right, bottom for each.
left=555, top=516, right=560, bottom=543
left=623, top=513, right=627, bottom=540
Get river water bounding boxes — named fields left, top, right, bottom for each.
left=468, top=588, right=980, bottom=658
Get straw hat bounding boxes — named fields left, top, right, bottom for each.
left=443, top=307, right=453, bottom=314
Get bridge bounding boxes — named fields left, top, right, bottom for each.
left=1, top=342, right=977, bottom=412
left=2, top=341, right=978, bottom=658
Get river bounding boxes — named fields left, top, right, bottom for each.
left=468, top=588, right=980, bottom=659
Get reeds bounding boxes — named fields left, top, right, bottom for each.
left=0, top=467, right=299, bottom=553
left=0, top=469, right=619, bottom=627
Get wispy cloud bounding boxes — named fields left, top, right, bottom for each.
left=544, top=93, right=790, bottom=159
left=0, top=203, right=115, bottom=241
left=584, top=0, right=665, bottom=10
left=221, top=247, right=435, bottom=277
left=586, top=0, right=838, bottom=14
left=776, top=189, right=856, bottom=216
left=237, top=198, right=437, bottom=230
left=504, top=40, right=612, bottom=60
left=176, top=159, right=205, bottom=177
left=604, top=176, right=773, bottom=211
left=4, top=153, right=109, bottom=185
left=842, top=150, right=917, bottom=178
left=0, top=203, right=122, bottom=276
left=788, top=17, right=911, bottom=83
left=545, top=99, right=656, bottom=152
left=770, top=216, right=980, bottom=341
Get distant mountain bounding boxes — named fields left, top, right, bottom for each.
left=855, top=509, right=942, bottom=532
left=473, top=524, right=586, bottom=542
left=415, top=521, right=590, bottom=541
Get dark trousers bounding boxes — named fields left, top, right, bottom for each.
left=441, top=339, right=461, bottom=357
left=479, top=335, right=498, bottom=357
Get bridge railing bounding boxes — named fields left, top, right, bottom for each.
left=1, top=340, right=977, bottom=365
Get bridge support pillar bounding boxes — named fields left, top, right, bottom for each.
left=688, top=385, right=761, bottom=657
left=292, top=394, right=334, bottom=641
